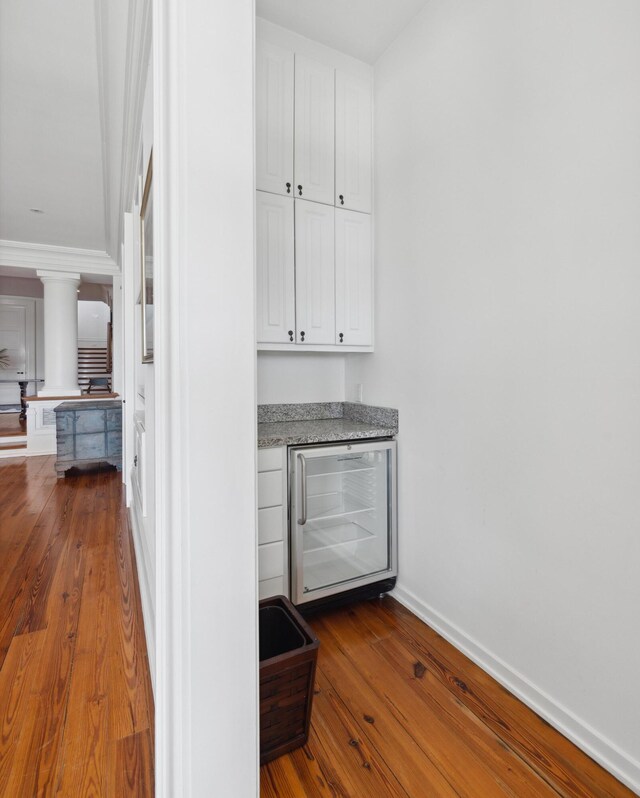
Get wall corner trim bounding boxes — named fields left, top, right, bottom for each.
left=392, top=584, right=640, bottom=795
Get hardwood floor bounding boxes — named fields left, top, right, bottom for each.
left=261, top=598, right=634, bottom=798
left=0, top=454, right=153, bottom=796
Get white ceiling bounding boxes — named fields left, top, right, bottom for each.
left=0, top=0, right=130, bottom=263
left=0, top=0, right=106, bottom=251
left=256, top=0, right=429, bottom=63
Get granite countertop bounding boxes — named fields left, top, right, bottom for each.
left=257, top=402, right=398, bottom=448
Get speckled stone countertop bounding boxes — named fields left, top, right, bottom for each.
left=257, top=402, right=398, bottom=448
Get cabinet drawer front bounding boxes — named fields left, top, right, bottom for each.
left=258, top=506, right=285, bottom=546
left=258, top=447, right=283, bottom=472
left=259, top=576, right=285, bottom=601
left=75, top=411, right=106, bottom=434
left=258, top=541, right=284, bottom=581
left=258, top=470, right=283, bottom=509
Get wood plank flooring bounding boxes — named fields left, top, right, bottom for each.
left=261, top=598, right=635, bottom=798
left=0, top=454, right=153, bottom=796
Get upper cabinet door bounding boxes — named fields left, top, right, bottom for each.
left=294, top=56, right=335, bottom=205
left=335, top=71, right=372, bottom=214
left=256, top=192, right=295, bottom=344
left=256, top=42, right=294, bottom=196
left=295, top=200, right=335, bottom=345
left=335, top=208, right=372, bottom=347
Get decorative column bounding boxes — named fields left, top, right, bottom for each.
left=37, top=270, right=81, bottom=396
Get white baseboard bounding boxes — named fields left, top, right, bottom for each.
left=0, top=448, right=28, bottom=459
left=128, top=501, right=156, bottom=694
left=392, top=584, right=640, bottom=795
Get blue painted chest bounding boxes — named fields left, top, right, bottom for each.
left=54, top=400, right=122, bottom=478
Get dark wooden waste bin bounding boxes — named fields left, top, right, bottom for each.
left=259, top=595, right=319, bottom=764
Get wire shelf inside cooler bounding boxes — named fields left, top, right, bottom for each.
left=303, top=519, right=374, bottom=554
left=305, top=492, right=375, bottom=523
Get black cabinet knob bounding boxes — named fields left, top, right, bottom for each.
left=288, top=330, right=294, bottom=342
left=297, top=185, right=303, bottom=196
left=286, top=182, right=291, bottom=194
left=339, top=194, right=344, bottom=205
left=339, top=332, right=344, bottom=343
left=300, top=331, right=305, bottom=341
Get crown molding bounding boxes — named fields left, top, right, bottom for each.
left=0, top=240, right=119, bottom=275
left=94, top=0, right=113, bottom=261
left=119, top=0, right=152, bottom=239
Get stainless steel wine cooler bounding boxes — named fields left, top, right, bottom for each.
left=289, top=439, right=397, bottom=607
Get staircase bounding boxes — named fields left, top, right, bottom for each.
left=77, top=347, right=112, bottom=394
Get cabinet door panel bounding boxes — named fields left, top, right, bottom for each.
left=294, top=55, right=334, bottom=205
left=256, top=192, right=295, bottom=344
left=256, top=41, right=294, bottom=196
left=295, top=200, right=335, bottom=345
left=335, top=71, right=372, bottom=213
left=335, top=209, right=372, bottom=347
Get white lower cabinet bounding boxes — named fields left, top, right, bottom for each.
left=257, top=447, right=288, bottom=599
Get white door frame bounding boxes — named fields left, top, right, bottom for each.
left=153, top=1, right=258, bottom=796
left=0, top=296, right=37, bottom=405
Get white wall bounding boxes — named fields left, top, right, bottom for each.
left=123, top=50, right=156, bottom=688
left=77, top=299, right=109, bottom=346
left=257, top=352, right=345, bottom=403
left=346, top=0, right=640, bottom=790
left=153, top=0, right=257, bottom=794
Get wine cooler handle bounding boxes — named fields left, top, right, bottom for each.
left=297, top=453, right=307, bottom=526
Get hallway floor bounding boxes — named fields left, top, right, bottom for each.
left=261, top=598, right=635, bottom=797
left=0, top=455, right=153, bottom=796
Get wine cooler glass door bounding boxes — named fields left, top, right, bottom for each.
left=290, top=440, right=397, bottom=605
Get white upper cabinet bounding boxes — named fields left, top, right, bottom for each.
left=256, top=192, right=295, bottom=343
left=295, top=200, right=335, bottom=345
left=335, top=71, right=372, bottom=214
left=256, top=42, right=294, bottom=196
left=255, top=21, right=374, bottom=351
left=335, top=209, right=372, bottom=347
left=294, top=55, right=335, bottom=206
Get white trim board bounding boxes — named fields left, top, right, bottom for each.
left=0, top=447, right=28, bottom=459
left=128, top=502, right=156, bottom=691
left=392, top=584, right=640, bottom=795
left=0, top=240, right=118, bottom=276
